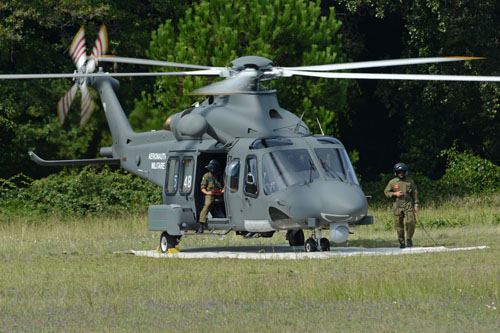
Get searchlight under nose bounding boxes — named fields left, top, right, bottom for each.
left=319, top=181, right=368, bottom=244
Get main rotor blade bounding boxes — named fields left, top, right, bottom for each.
left=190, top=71, right=257, bottom=95
left=285, top=70, right=500, bottom=82
left=95, top=56, right=215, bottom=70
left=284, top=57, right=485, bottom=72
left=0, top=69, right=222, bottom=80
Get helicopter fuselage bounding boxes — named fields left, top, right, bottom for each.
left=145, top=134, right=371, bottom=244
left=39, top=75, right=373, bottom=251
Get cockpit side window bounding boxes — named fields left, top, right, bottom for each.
left=244, top=156, right=259, bottom=197
left=340, top=149, right=360, bottom=185
left=165, top=157, right=179, bottom=195
left=314, top=148, right=359, bottom=185
left=314, top=148, right=346, bottom=181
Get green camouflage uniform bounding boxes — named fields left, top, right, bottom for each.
left=199, top=171, right=223, bottom=223
left=384, top=176, right=419, bottom=245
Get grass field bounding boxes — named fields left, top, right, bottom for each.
left=1, top=201, right=499, bottom=332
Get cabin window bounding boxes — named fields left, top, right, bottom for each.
left=249, top=138, right=293, bottom=149
left=315, top=136, right=342, bottom=145
left=269, top=109, right=282, bottom=119
left=225, top=159, right=240, bottom=192
left=244, top=156, right=259, bottom=197
left=180, top=157, right=195, bottom=194
left=165, top=157, right=179, bottom=194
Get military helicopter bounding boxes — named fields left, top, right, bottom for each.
left=2, top=25, right=499, bottom=253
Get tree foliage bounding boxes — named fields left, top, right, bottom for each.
left=131, top=0, right=350, bottom=136
left=0, top=167, right=161, bottom=217
left=0, top=0, right=191, bottom=179
left=0, top=0, right=498, bottom=186
left=330, top=0, right=500, bottom=177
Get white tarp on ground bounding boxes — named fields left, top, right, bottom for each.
left=126, top=245, right=489, bottom=260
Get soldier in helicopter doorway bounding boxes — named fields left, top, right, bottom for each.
left=198, top=160, right=224, bottom=233
left=384, top=162, right=419, bottom=248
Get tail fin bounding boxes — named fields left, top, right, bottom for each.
left=92, top=77, right=134, bottom=145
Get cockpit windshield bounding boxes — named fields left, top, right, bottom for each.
left=262, top=149, right=319, bottom=195
left=314, top=148, right=359, bottom=185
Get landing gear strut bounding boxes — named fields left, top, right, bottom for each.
left=304, top=228, right=330, bottom=252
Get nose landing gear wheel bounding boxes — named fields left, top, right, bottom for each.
left=320, top=238, right=330, bottom=251
left=305, top=238, right=318, bottom=252
left=160, top=232, right=180, bottom=253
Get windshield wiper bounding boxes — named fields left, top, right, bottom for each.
left=320, top=159, right=345, bottom=182
left=307, top=159, right=316, bottom=184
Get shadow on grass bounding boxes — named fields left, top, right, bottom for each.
left=179, top=241, right=414, bottom=254
left=345, top=236, right=452, bottom=248
left=344, top=238, right=397, bottom=248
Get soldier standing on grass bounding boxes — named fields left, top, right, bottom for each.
left=384, top=162, right=419, bottom=248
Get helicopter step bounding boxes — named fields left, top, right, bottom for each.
left=207, top=217, right=230, bottom=224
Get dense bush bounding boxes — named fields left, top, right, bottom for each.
left=1, top=148, right=498, bottom=219
left=439, top=147, right=500, bottom=195
left=0, top=167, right=161, bottom=218
left=362, top=148, right=500, bottom=207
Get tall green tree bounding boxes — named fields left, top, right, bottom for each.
left=0, top=0, right=191, bottom=179
left=131, top=0, right=350, bottom=137
left=328, top=0, right=500, bottom=178
left=388, top=0, right=500, bottom=176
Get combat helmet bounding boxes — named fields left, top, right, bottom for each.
left=206, top=159, right=221, bottom=173
left=393, top=162, right=408, bottom=176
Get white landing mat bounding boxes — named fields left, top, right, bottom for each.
left=126, top=245, right=489, bottom=260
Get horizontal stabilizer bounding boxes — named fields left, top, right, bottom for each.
left=29, top=151, right=120, bottom=166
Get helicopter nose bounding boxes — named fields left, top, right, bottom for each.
left=315, top=181, right=368, bottom=224
left=279, top=180, right=368, bottom=225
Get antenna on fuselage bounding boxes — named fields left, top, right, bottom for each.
left=294, top=112, right=306, bottom=133
left=316, top=118, right=325, bottom=136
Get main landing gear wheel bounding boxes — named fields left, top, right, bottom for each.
left=319, top=238, right=330, bottom=251
left=160, top=232, right=179, bottom=253
left=286, top=230, right=305, bottom=247
left=305, top=238, right=318, bottom=252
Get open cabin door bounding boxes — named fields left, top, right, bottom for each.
left=194, top=152, right=228, bottom=223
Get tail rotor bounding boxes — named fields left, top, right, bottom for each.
left=57, top=24, right=107, bottom=127
left=79, top=82, right=95, bottom=129
left=57, top=82, right=78, bottom=125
